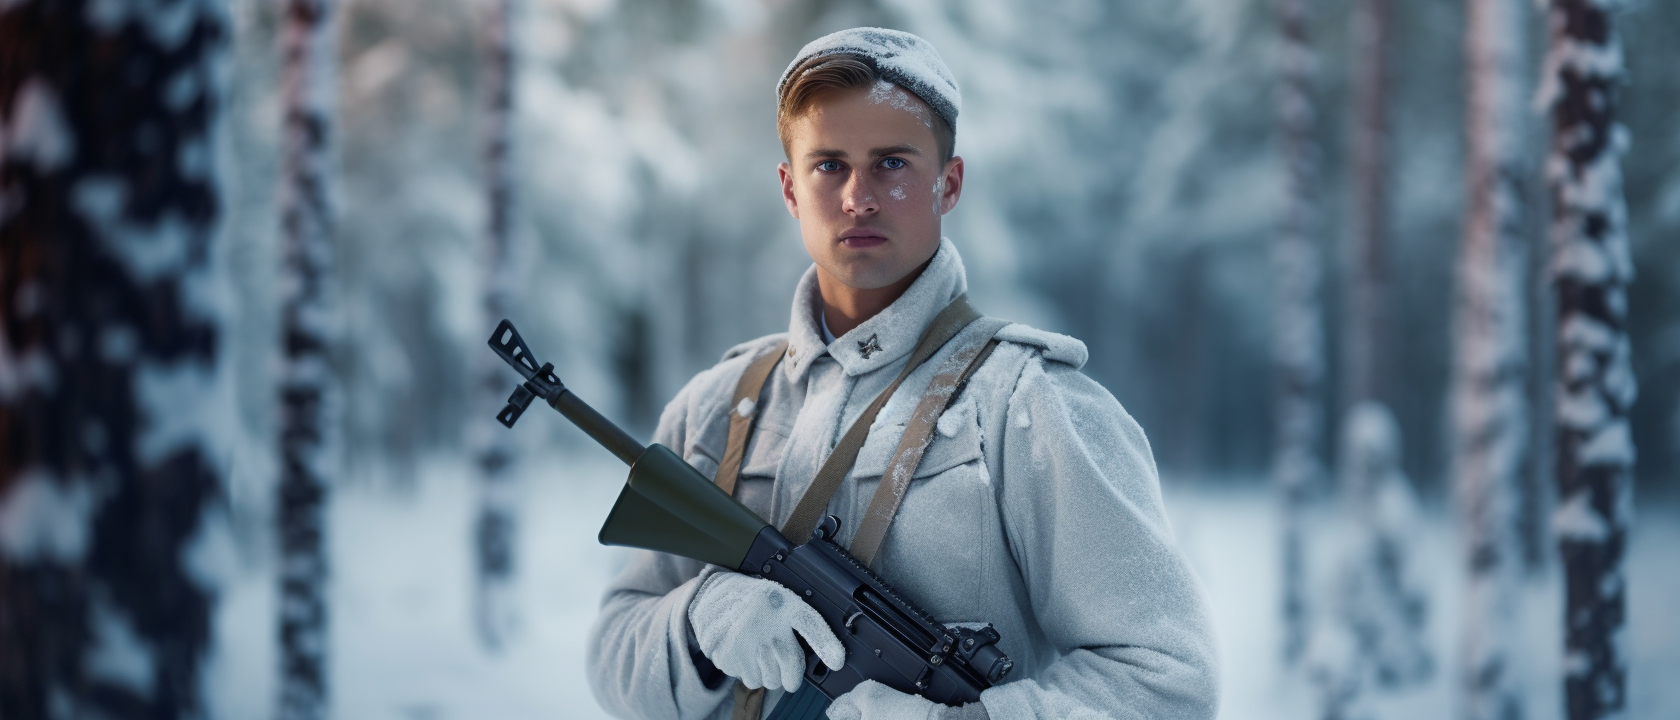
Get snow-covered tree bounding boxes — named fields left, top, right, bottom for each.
left=473, top=0, right=522, bottom=651
left=1341, top=404, right=1432, bottom=687
left=276, top=0, right=340, bottom=717
left=1309, top=404, right=1433, bottom=720
left=1453, top=0, right=1533, bottom=717
left=0, top=1, right=228, bottom=717
left=1271, top=0, right=1325, bottom=668
left=1539, top=1, right=1637, bottom=718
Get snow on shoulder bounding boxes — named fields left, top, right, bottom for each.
left=995, top=324, right=1088, bottom=369
left=778, top=27, right=961, bottom=131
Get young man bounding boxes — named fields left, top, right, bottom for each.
left=587, top=28, right=1219, bottom=720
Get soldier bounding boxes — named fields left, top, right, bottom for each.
left=587, top=28, right=1219, bottom=720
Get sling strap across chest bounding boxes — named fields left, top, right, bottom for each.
left=713, top=337, right=791, bottom=498
left=713, top=295, right=1005, bottom=720
left=779, top=296, right=996, bottom=545
left=846, top=319, right=1003, bottom=565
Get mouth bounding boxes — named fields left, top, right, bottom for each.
left=838, top=229, right=890, bottom=249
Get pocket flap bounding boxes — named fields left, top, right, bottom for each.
left=849, top=399, right=982, bottom=480
left=738, top=423, right=790, bottom=477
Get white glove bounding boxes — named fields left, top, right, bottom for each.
left=687, top=571, right=846, bottom=691
left=827, top=680, right=946, bottom=720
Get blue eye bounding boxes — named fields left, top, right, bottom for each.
left=817, top=160, right=841, bottom=172
left=881, top=157, right=906, bottom=170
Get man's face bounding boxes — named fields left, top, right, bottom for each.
left=778, top=83, right=964, bottom=291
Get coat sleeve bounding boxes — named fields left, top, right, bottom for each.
left=980, top=358, right=1221, bottom=720
left=585, top=381, right=733, bottom=720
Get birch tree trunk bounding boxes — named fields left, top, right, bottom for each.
left=1539, top=2, right=1635, bottom=718
left=276, top=0, right=339, bottom=717
left=1272, top=0, right=1324, bottom=668
left=0, top=2, right=227, bottom=717
left=1454, top=0, right=1532, bottom=718
left=473, top=0, right=521, bottom=651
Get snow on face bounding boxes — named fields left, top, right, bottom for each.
left=781, top=86, right=947, bottom=291
left=867, top=80, right=935, bottom=129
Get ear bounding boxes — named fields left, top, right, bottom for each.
left=938, top=156, right=965, bottom=215
left=778, top=162, right=800, bottom=220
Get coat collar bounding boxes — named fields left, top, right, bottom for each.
left=783, top=237, right=968, bottom=382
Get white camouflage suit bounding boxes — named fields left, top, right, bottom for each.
left=586, top=239, right=1220, bottom=719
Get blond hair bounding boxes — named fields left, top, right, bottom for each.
left=776, top=53, right=955, bottom=164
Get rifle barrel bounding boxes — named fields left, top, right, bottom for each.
left=551, top=389, right=645, bottom=466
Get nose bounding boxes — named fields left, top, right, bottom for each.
left=841, top=169, right=878, bottom=216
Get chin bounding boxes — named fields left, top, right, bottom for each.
left=830, top=262, right=916, bottom=290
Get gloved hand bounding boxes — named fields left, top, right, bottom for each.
left=687, top=571, right=846, bottom=691
left=827, top=680, right=961, bottom=720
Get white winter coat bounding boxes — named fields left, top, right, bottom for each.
left=586, top=239, right=1220, bottom=720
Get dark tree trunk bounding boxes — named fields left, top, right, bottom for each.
left=1541, top=2, right=1635, bottom=719
left=276, top=0, right=338, bottom=717
left=1272, top=0, right=1325, bottom=669
left=473, top=0, right=521, bottom=651
left=0, top=1, right=226, bottom=718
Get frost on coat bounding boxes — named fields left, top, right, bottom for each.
left=586, top=242, right=1218, bottom=720
left=0, top=0, right=228, bottom=717
left=1540, top=1, right=1636, bottom=718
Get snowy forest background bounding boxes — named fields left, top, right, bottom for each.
left=3, top=0, right=1680, bottom=718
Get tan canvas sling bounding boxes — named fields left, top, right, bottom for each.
left=847, top=320, right=1004, bottom=565
left=709, top=296, right=1006, bottom=720
left=713, top=338, right=791, bottom=498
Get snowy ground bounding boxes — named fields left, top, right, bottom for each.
left=1168, top=484, right=1680, bottom=720
left=202, top=453, right=1680, bottom=719
left=205, top=449, right=630, bottom=720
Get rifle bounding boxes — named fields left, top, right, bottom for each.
left=488, top=320, right=1012, bottom=720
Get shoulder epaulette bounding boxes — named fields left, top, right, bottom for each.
left=994, top=323, right=1088, bottom=369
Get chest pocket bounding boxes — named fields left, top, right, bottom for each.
left=849, top=397, right=985, bottom=482
left=849, top=397, right=993, bottom=619
left=731, top=419, right=789, bottom=520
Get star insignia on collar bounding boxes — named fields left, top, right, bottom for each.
left=857, top=334, right=883, bottom=359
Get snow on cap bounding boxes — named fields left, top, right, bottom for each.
left=778, top=27, right=960, bottom=131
